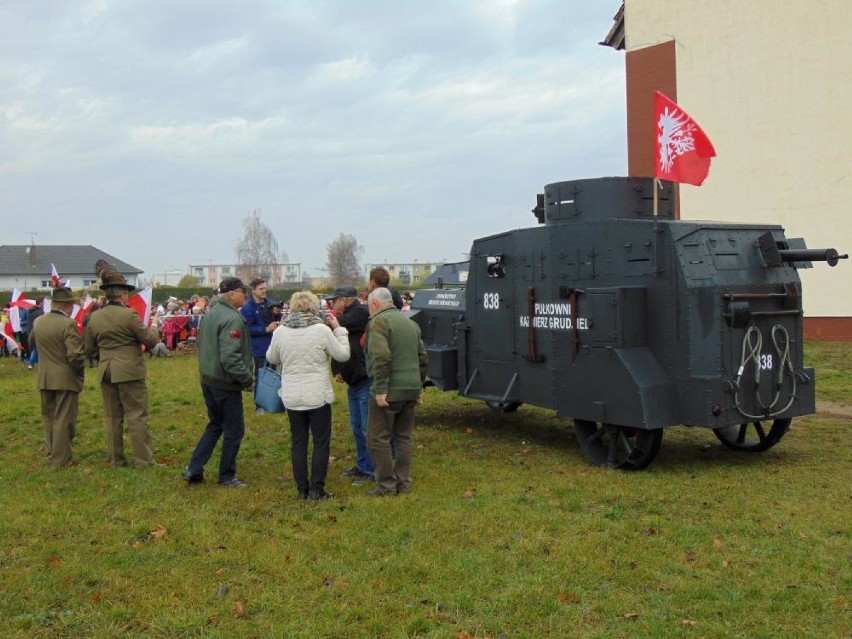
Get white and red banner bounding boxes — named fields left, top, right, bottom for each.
left=1, top=319, right=20, bottom=350
left=8, top=288, right=36, bottom=332
left=128, top=286, right=153, bottom=327
left=50, top=263, right=62, bottom=288
left=72, top=294, right=94, bottom=335
left=653, top=91, right=716, bottom=186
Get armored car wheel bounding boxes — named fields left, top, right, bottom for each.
left=713, top=418, right=791, bottom=452
left=485, top=400, right=522, bottom=413
left=573, top=420, right=663, bottom=470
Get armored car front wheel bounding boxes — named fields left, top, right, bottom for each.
left=713, top=418, right=791, bottom=452
left=573, top=421, right=663, bottom=470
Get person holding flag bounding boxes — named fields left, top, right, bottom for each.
left=84, top=268, right=160, bottom=468
left=29, top=287, right=86, bottom=468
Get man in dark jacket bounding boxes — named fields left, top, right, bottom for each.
left=26, top=296, right=45, bottom=369
left=326, top=286, right=374, bottom=483
left=240, top=278, right=280, bottom=415
left=184, top=277, right=254, bottom=488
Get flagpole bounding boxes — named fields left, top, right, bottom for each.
left=653, top=178, right=659, bottom=217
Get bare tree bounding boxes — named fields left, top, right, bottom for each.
left=326, top=233, right=363, bottom=286
left=235, top=209, right=281, bottom=282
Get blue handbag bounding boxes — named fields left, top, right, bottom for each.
left=255, top=364, right=285, bottom=413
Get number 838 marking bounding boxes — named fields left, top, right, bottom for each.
left=483, top=292, right=500, bottom=310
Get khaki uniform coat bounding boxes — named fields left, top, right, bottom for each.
left=84, top=303, right=160, bottom=381
left=31, top=310, right=86, bottom=392
left=29, top=309, right=86, bottom=467
left=84, top=301, right=160, bottom=467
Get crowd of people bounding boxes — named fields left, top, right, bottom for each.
left=13, top=266, right=428, bottom=500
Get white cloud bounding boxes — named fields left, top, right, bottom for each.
left=0, top=0, right=627, bottom=278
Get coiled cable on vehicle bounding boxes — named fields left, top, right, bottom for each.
left=734, top=323, right=797, bottom=419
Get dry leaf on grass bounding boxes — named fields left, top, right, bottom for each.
left=624, top=612, right=639, bottom=620
left=642, top=528, right=659, bottom=536
left=92, top=591, right=100, bottom=602
left=712, top=537, right=723, bottom=551
left=47, top=555, right=62, bottom=564
left=215, top=568, right=227, bottom=576
left=233, top=601, right=246, bottom=618
left=681, top=619, right=696, bottom=626
left=685, top=551, right=698, bottom=562
left=131, top=541, right=144, bottom=550
left=465, top=428, right=474, bottom=434
left=148, top=525, right=167, bottom=539
left=463, top=490, right=476, bottom=498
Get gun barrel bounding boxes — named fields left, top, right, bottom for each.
left=779, top=248, right=848, bottom=267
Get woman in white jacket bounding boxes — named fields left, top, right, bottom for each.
left=266, top=291, right=350, bottom=500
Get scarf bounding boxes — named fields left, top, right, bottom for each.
left=285, top=310, right=324, bottom=329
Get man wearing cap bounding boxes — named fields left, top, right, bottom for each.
left=326, top=286, right=374, bottom=484
left=364, top=287, right=428, bottom=496
left=29, top=287, right=86, bottom=468
left=184, top=277, right=254, bottom=488
left=84, top=272, right=161, bottom=467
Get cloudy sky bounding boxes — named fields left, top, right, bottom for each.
left=1, top=0, right=626, bottom=282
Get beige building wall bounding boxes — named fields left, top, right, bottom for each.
left=625, top=0, right=851, bottom=317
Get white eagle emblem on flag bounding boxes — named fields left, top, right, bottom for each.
left=657, top=106, right=698, bottom=173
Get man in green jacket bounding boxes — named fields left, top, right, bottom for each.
left=364, top=287, right=428, bottom=496
left=184, top=277, right=254, bottom=488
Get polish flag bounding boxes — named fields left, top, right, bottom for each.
left=128, top=286, right=153, bottom=327
left=50, top=263, right=62, bottom=288
left=653, top=91, right=716, bottom=186
left=1, top=320, right=20, bottom=351
left=8, top=288, right=35, bottom=332
left=73, top=295, right=94, bottom=335
left=9, top=287, right=36, bottom=309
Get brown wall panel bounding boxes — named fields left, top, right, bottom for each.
left=626, top=40, right=677, bottom=179
left=804, top=317, right=852, bottom=341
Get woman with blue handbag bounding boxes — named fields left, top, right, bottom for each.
left=266, top=291, right=350, bottom=500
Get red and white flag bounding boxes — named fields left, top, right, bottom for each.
left=128, top=286, right=153, bottom=327
left=8, top=288, right=35, bottom=332
left=73, top=294, right=94, bottom=335
left=653, top=91, right=716, bottom=186
left=9, top=288, right=36, bottom=310
left=50, top=263, right=62, bottom=288
left=1, top=320, right=20, bottom=351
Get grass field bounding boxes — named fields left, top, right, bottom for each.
left=0, top=343, right=849, bottom=638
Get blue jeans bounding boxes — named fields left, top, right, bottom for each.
left=188, top=384, right=245, bottom=483
left=28, top=346, right=38, bottom=366
left=348, top=380, right=374, bottom=475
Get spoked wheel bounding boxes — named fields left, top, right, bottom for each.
left=713, top=418, right=791, bottom=452
left=573, top=420, right=663, bottom=470
left=485, top=400, right=522, bottom=413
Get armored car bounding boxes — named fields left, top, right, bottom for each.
left=411, top=177, right=846, bottom=469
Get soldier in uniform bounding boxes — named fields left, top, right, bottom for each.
left=84, top=269, right=160, bottom=467
left=29, top=287, right=86, bottom=468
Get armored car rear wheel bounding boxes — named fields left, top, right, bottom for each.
left=713, top=418, right=791, bottom=452
left=573, top=421, right=663, bottom=470
left=485, top=400, right=522, bottom=413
